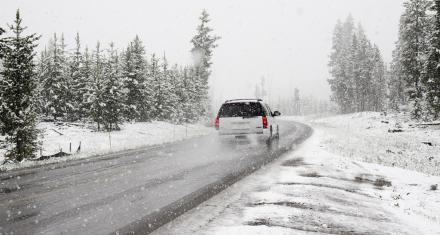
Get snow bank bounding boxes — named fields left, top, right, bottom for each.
left=311, top=112, right=440, bottom=176
left=0, top=121, right=214, bottom=171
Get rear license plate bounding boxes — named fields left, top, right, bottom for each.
left=232, top=121, right=250, bottom=124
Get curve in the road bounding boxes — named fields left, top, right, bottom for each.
left=0, top=121, right=312, bottom=235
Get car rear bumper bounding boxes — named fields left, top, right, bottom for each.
left=218, top=128, right=270, bottom=137
left=217, top=132, right=270, bottom=144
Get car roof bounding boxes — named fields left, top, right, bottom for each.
left=224, top=99, right=263, bottom=103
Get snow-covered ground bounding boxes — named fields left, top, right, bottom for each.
left=0, top=121, right=214, bottom=171
left=307, top=112, right=440, bottom=176
left=154, top=114, right=440, bottom=235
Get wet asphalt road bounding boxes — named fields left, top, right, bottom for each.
left=0, top=120, right=311, bottom=235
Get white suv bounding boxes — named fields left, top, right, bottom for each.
left=215, top=99, right=281, bottom=142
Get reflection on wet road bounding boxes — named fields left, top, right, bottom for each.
left=0, top=121, right=311, bottom=235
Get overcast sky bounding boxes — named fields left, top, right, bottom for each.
left=1, top=0, right=404, bottom=105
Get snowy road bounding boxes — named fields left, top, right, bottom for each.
left=0, top=121, right=311, bottom=235
left=155, top=126, right=440, bottom=235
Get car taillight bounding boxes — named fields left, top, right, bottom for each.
left=215, top=117, right=220, bottom=130
left=262, top=116, right=268, bottom=129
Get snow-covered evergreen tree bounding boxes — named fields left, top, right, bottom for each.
left=328, top=17, right=355, bottom=113
left=389, top=40, right=407, bottom=110
left=167, top=64, right=182, bottom=123
left=59, top=34, right=74, bottom=121
left=89, top=42, right=105, bottom=130
left=396, top=0, right=432, bottom=119
left=0, top=27, right=4, bottom=134
left=0, top=10, right=40, bottom=161
left=35, top=48, right=49, bottom=115
left=121, top=36, right=151, bottom=121
left=423, top=0, right=440, bottom=119
left=354, top=26, right=369, bottom=112
left=80, top=46, right=93, bottom=120
left=40, top=33, right=71, bottom=120
left=328, top=16, right=387, bottom=113
left=370, top=45, right=387, bottom=111
left=0, top=27, right=5, bottom=58
left=101, top=43, right=124, bottom=130
left=120, top=46, right=134, bottom=120
left=154, top=55, right=176, bottom=121
left=149, top=54, right=162, bottom=119
left=190, top=9, right=220, bottom=119
left=170, top=65, right=187, bottom=123
left=294, top=88, right=301, bottom=115
left=69, top=32, right=89, bottom=121
left=180, top=66, right=198, bottom=122
left=253, top=77, right=267, bottom=101
left=40, top=35, right=58, bottom=119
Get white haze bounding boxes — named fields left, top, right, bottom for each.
left=1, top=0, right=404, bottom=106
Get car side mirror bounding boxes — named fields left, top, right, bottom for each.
left=273, top=111, right=281, bottom=116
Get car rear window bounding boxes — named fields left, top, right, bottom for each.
left=218, top=102, right=265, bottom=117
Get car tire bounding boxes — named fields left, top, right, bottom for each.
left=276, top=125, right=280, bottom=139
left=266, top=126, right=273, bottom=146
left=270, top=126, right=273, bottom=138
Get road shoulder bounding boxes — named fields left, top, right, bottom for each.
left=153, top=128, right=440, bottom=235
left=1, top=121, right=213, bottom=172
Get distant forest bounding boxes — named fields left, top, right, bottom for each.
left=0, top=9, right=219, bottom=161
left=329, top=0, right=440, bottom=121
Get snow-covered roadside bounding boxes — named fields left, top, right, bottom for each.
left=154, top=128, right=440, bottom=235
left=0, top=121, right=214, bottom=171
left=306, top=112, right=440, bottom=176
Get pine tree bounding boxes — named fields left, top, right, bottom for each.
left=89, top=42, right=105, bottom=130
left=328, top=16, right=356, bottom=113
left=121, top=36, right=150, bottom=121
left=0, top=27, right=5, bottom=133
left=40, top=33, right=70, bottom=120
left=69, top=32, right=88, bottom=120
left=355, top=25, right=374, bottom=112
left=254, top=84, right=261, bottom=99
left=389, top=41, right=407, bottom=110
left=121, top=46, right=134, bottom=120
left=371, top=45, right=387, bottom=111
left=160, top=55, right=172, bottom=120
left=80, top=46, right=93, bottom=120
left=101, top=43, right=124, bottom=130
left=190, top=10, right=220, bottom=119
left=0, top=10, right=40, bottom=161
left=397, top=0, right=432, bottom=118
left=35, top=49, right=49, bottom=115
left=40, top=35, right=58, bottom=118
left=328, top=16, right=387, bottom=113
left=351, top=33, right=361, bottom=112
left=180, top=66, right=198, bottom=122
left=168, top=64, right=184, bottom=123
left=171, top=64, right=183, bottom=122
left=59, top=34, right=74, bottom=121
left=156, top=55, right=177, bottom=121
left=149, top=54, right=162, bottom=119
left=294, top=88, right=301, bottom=115
left=423, top=0, right=440, bottom=119
left=0, top=27, right=5, bottom=58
